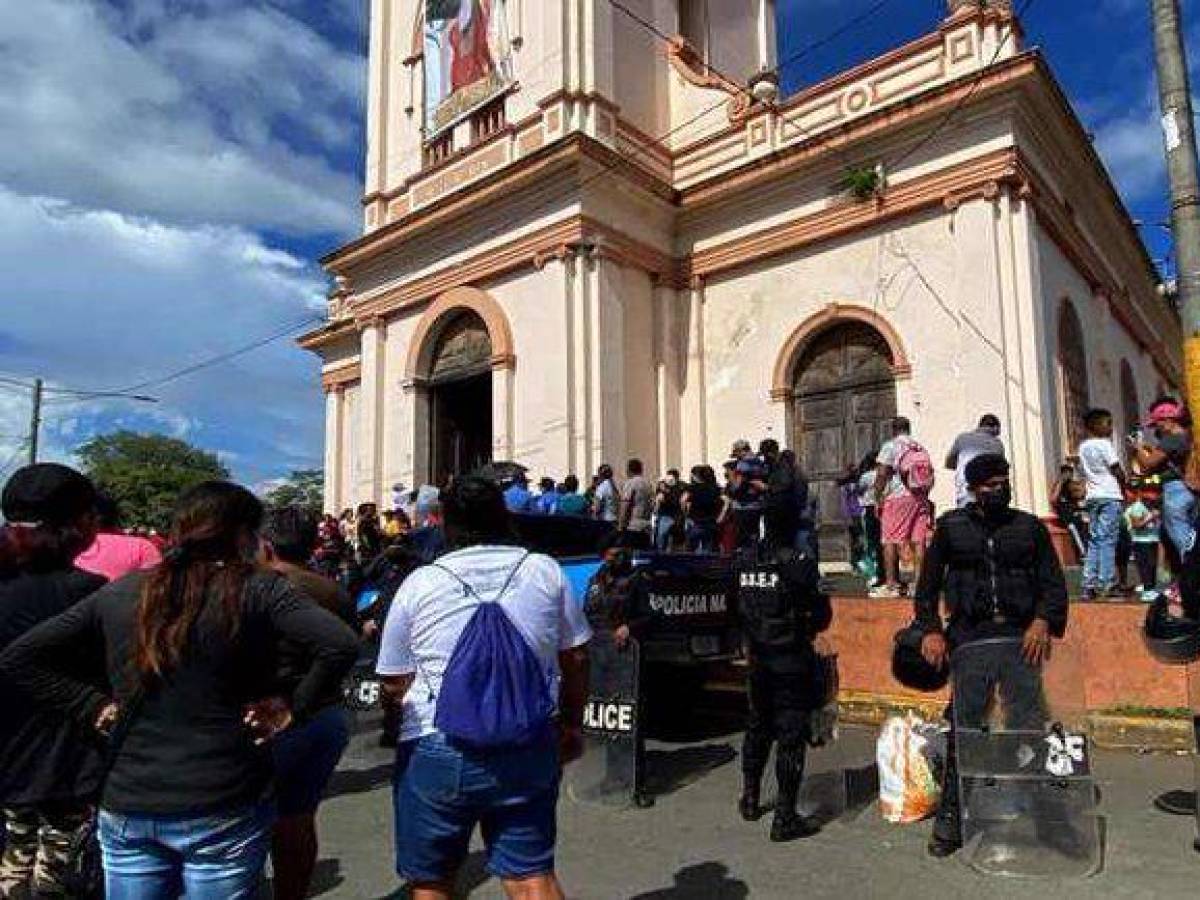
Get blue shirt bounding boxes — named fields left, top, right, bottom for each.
left=504, top=484, right=535, bottom=514
left=535, top=493, right=558, bottom=516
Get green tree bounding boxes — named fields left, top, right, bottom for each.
left=76, top=431, right=230, bottom=532
left=263, top=469, right=325, bottom=514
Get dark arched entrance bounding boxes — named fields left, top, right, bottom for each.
left=428, top=312, right=493, bottom=485
left=1120, top=359, right=1140, bottom=441
left=792, top=322, right=898, bottom=563
left=1056, top=299, right=1090, bottom=452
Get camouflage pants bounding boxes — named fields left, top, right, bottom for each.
left=0, top=805, right=91, bottom=898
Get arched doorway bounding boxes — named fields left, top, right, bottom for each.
left=1056, top=300, right=1090, bottom=452
left=428, top=311, right=493, bottom=484
left=792, top=321, right=898, bottom=563
left=1120, top=359, right=1140, bottom=442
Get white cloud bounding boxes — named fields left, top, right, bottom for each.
left=0, top=186, right=327, bottom=483
left=0, top=0, right=365, bottom=237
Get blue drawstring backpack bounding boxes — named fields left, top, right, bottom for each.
left=426, top=554, right=555, bottom=749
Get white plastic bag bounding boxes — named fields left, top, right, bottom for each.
left=877, top=712, right=942, bottom=824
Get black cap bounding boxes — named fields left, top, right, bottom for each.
left=964, top=453, right=1010, bottom=488
left=2, top=464, right=97, bottom=526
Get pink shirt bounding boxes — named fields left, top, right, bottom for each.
left=75, top=533, right=162, bottom=583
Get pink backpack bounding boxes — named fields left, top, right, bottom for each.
left=897, top=440, right=935, bottom=495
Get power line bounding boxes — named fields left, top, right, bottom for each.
left=113, top=314, right=325, bottom=395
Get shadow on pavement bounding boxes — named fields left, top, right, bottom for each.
left=370, top=850, right=491, bottom=899
left=645, top=744, right=737, bottom=797
left=327, top=762, right=394, bottom=799
left=628, top=862, right=749, bottom=899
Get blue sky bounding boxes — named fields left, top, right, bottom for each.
left=0, top=0, right=1190, bottom=488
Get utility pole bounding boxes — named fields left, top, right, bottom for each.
left=27, top=378, right=42, bottom=465
left=1151, top=0, right=1200, bottom=409
left=1150, top=0, right=1200, bottom=855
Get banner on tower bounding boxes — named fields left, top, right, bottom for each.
left=424, top=0, right=513, bottom=136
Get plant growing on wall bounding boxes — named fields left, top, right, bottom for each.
left=841, top=164, right=884, bottom=201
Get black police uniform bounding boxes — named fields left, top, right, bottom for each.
left=736, top=544, right=832, bottom=840
left=913, top=503, right=1069, bottom=852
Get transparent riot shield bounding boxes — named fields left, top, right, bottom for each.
left=565, top=633, right=643, bottom=807
left=758, top=655, right=855, bottom=826
left=952, top=637, right=1101, bottom=878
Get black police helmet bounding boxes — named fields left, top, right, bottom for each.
left=1143, top=599, right=1200, bottom=666
left=892, top=624, right=949, bottom=692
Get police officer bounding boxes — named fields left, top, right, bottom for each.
left=914, top=453, right=1069, bottom=857
left=736, top=509, right=833, bottom=842
left=583, top=538, right=656, bottom=807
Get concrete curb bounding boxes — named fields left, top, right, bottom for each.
left=837, top=692, right=1196, bottom=753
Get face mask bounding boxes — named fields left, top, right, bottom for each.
left=977, top=484, right=1012, bottom=515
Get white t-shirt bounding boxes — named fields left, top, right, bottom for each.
left=1078, top=437, right=1123, bottom=501
left=594, top=480, right=618, bottom=522
left=376, top=546, right=592, bottom=743
left=877, top=436, right=916, bottom=500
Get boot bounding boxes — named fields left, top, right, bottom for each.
left=738, top=785, right=763, bottom=822
left=771, top=744, right=818, bottom=842
left=770, top=812, right=819, bottom=843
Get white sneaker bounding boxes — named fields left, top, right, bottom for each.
left=868, top=584, right=902, bottom=599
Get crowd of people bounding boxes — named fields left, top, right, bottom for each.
left=1, top=394, right=1198, bottom=897
left=1052, top=398, right=1197, bottom=603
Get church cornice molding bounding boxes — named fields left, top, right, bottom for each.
left=665, top=36, right=753, bottom=125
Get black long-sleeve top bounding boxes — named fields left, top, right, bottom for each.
left=913, top=506, right=1069, bottom=646
left=0, top=569, right=359, bottom=816
left=0, top=569, right=108, bottom=806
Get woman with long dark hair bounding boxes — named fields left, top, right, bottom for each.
left=0, top=481, right=359, bottom=899
left=0, top=464, right=106, bottom=898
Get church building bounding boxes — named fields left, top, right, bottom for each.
left=301, top=0, right=1181, bottom=554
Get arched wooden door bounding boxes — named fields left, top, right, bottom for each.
left=792, top=322, right=897, bottom=563
left=428, top=312, right=493, bottom=485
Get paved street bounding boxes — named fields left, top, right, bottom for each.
left=307, top=704, right=1200, bottom=899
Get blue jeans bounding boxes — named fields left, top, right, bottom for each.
left=1084, top=499, right=1122, bottom=591
left=393, top=732, right=560, bottom=883
left=97, top=803, right=274, bottom=900
left=655, top=515, right=676, bottom=551
left=272, top=705, right=351, bottom=816
left=1161, top=479, right=1196, bottom=557
left=686, top=520, right=717, bottom=553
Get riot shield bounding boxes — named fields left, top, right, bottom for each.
left=952, top=637, right=1100, bottom=879
left=758, top=654, right=851, bottom=824
left=344, top=658, right=384, bottom=712
left=566, top=632, right=643, bottom=807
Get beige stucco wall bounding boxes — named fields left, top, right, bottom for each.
left=699, top=199, right=1059, bottom=515
left=1035, top=228, right=1163, bottom=466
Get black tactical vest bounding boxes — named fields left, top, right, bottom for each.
left=737, top=556, right=804, bottom=658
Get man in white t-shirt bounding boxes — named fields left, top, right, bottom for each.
left=593, top=464, right=618, bottom=523
left=1077, top=408, right=1127, bottom=598
left=377, top=476, right=591, bottom=899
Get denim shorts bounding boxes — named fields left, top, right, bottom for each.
left=98, top=802, right=274, bottom=900
left=393, top=731, right=560, bottom=883
left=272, top=704, right=351, bottom=816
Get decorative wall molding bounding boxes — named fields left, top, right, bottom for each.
left=665, top=36, right=753, bottom=124
left=404, top=287, right=516, bottom=382
left=320, top=361, right=362, bottom=392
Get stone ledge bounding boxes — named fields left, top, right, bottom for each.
left=837, top=692, right=1195, bottom=753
